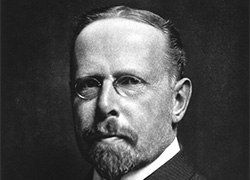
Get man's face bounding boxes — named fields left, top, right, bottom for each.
left=72, top=18, right=176, bottom=179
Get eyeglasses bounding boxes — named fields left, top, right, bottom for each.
left=72, top=75, right=147, bottom=100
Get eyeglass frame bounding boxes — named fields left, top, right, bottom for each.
left=70, top=75, right=148, bottom=100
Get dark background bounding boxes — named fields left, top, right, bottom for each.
left=1, top=0, right=249, bottom=180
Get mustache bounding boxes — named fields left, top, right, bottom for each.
left=83, top=118, right=138, bottom=146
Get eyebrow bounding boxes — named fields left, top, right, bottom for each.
left=75, top=74, right=105, bottom=81
left=112, top=70, right=146, bottom=78
left=75, top=65, right=152, bottom=82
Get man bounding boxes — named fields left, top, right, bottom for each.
left=70, top=5, right=205, bottom=180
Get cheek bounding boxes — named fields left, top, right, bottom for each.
left=139, top=100, right=171, bottom=133
left=121, top=91, right=173, bottom=142
left=126, top=90, right=172, bottom=124
left=73, top=99, right=96, bottom=130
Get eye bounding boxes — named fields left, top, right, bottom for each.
left=76, top=78, right=101, bottom=89
left=114, top=75, right=147, bottom=97
left=116, top=75, right=143, bottom=86
left=74, top=77, right=101, bottom=99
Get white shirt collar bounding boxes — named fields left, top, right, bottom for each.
left=93, top=137, right=180, bottom=180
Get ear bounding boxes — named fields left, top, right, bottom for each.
left=172, top=78, right=192, bottom=123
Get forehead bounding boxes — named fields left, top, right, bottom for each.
left=75, top=18, right=168, bottom=56
left=74, top=18, right=170, bottom=79
left=77, top=18, right=167, bottom=44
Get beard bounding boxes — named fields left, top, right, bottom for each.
left=76, top=118, right=159, bottom=180
left=88, top=140, right=142, bottom=180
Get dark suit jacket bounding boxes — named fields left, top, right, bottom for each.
left=144, top=150, right=206, bottom=180
left=85, top=149, right=206, bottom=180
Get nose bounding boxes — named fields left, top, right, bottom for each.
left=97, top=79, right=120, bottom=118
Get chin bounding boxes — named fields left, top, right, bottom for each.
left=85, top=141, right=149, bottom=180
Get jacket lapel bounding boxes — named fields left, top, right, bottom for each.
left=145, top=150, right=195, bottom=180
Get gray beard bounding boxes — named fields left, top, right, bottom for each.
left=87, top=141, right=149, bottom=180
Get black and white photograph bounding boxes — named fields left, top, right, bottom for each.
left=1, top=0, right=249, bottom=180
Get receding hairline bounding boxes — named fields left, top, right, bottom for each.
left=76, top=17, right=168, bottom=49
left=71, top=6, right=186, bottom=82
left=74, top=17, right=174, bottom=82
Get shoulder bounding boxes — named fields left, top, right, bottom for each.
left=145, top=149, right=206, bottom=180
